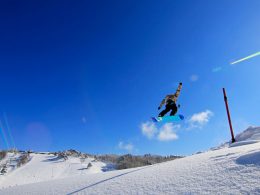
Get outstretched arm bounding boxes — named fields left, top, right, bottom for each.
left=174, top=82, right=182, bottom=101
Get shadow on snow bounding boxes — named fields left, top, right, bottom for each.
left=67, top=166, right=152, bottom=195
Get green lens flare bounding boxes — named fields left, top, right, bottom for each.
left=231, top=51, right=260, bottom=65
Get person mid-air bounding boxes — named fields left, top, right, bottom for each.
left=158, top=82, right=182, bottom=117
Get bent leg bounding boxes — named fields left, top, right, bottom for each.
left=170, top=105, right=177, bottom=116
left=158, top=106, right=171, bottom=117
left=170, top=109, right=177, bottom=116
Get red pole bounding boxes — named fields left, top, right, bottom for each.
left=223, top=88, right=236, bottom=143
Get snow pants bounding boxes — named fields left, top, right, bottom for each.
left=158, top=103, right=177, bottom=117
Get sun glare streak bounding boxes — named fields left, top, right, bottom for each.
left=230, top=51, right=260, bottom=65
left=3, top=113, right=16, bottom=149
left=0, top=120, right=10, bottom=149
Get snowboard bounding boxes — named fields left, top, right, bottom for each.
left=151, top=114, right=184, bottom=123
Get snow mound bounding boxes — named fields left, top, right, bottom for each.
left=235, top=126, right=260, bottom=142
left=213, top=126, right=260, bottom=150
left=228, top=126, right=260, bottom=148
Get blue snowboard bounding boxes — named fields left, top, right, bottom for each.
left=151, top=114, right=184, bottom=123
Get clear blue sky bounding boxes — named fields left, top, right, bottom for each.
left=0, top=0, right=259, bottom=155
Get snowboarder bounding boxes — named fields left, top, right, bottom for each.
left=158, top=82, right=182, bottom=117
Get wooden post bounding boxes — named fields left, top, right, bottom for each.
left=223, top=88, right=236, bottom=143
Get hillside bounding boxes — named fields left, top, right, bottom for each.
left=0, top=126, right=259, bottom=194
left=0, top=150, right=179, bottom=189
left=0, top=150, right=110, bottom=188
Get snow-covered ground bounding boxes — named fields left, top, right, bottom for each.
left=0, top=126, right=259, bottom=194
left=0, top=152, right=108, bottom=188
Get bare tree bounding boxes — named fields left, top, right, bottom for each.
left=17, top=153, right=30, bottom=167
left=0, top=164, right=7, bottom=174
left=0, top=151, right=7, bottom=160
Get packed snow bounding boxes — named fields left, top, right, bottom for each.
left=0, top=126, right=259, bottom=194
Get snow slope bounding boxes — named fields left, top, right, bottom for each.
left=0, top=153, right=108, bottom=188
left=1, top=127, right=260, bottom=194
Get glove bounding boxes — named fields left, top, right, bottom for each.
left=158, top=106, right=161, bottom=110
left=179, top=82, right=182, bottom=85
